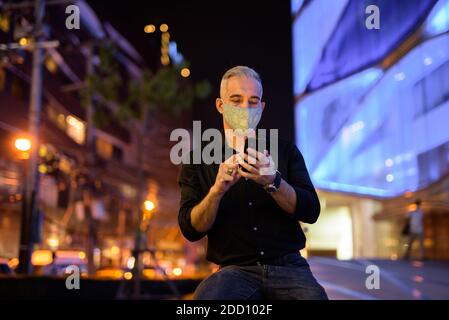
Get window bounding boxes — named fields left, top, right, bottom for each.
left=66, top=115, right=85, bottom=145
left=96, top=137, right=113, bottom=160
left=413, top=59, right=449, bottom=118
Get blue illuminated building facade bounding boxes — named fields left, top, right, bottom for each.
left=292, top=0, right=449, bottom=198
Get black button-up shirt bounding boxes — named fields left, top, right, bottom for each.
left=178, top=138, right=320, bottom=267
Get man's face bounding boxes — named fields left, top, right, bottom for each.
left=216, top=76, right=265, bottom=115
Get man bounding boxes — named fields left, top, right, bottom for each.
left=404, top=199, right=425, bottom=260
left=178, top=66, right=327, bottom=300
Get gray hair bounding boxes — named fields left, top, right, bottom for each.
left=220, top=66, right=263, bottom=98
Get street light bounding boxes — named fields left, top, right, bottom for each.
left=144, top=24, right=156, bottom=33
left=19, top=37, right=29, bottom=46
left=181, top=68, right=190, bottom=78
left=143, top=200, right=156, bottom=222
left=160, top=24, right=169, bottom=32
left=131, top=199, right=156, bottom=297
left=14, top=138, right=32, bottom=160
left=14, top=137, right=33, bottom=274
left=144, top=23, right=171, bottom=66
left=144, top=200, right=155, bottom=212
left=14, top=138, right=31, bottom=152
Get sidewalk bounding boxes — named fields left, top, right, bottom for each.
left=309, top=257, right=449, bottom=300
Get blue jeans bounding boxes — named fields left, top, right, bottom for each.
left=194, top=253, right=328, bottom=300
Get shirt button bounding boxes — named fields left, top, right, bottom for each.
left=248, top=202, right=253, bottom=206
left=253, top=226, right=258, bottom=231
left=260, top=251, right=264, bottom=256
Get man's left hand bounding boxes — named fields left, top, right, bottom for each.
left=237, top=148, right=276, bottom=186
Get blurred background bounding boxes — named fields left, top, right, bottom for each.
left=293, top=0, right=449, bottom=261
left=0, top=0, right=448, bottom=299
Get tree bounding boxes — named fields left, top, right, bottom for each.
left=82, top=43, right=210, bottom=297
left=126, top=64, right=210, bottom=298
left=79, top=42, right=121, bottom=276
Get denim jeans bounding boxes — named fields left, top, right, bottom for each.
left=194, top=253, right=328, bottom=300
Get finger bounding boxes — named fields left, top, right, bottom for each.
left=222, top=162, right=239, bottom=171
left=240, top=153, right=260, bottom=168
left=237, top=157, right=259, bottom=175
left=238, top=168, right=257, bottom=180
left=232, top=173, right=241, bottom=183
left=221, top=174, right=234, bottom=182
left=224, top=164, right=239, bottom=177
left=257, top=162, right=270, bottom=168
left=246, top=148, right=270, bottom=167
left=229, top=163, right=239, bottom=169
left=244, top=155, right=270, bottom=169
left=259, top=166, right=276, bottom=176
left=246, top=148, right=265, bottom=160
left=222, top=168, right=234, bottom=177
left=257, top=156, right=271, bottom=168
left=221, top=164, right=238, bottom=176
left=259, top=149, right=272, bottom=167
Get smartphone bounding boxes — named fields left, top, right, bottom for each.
left=241, top=138, right=267, bottom=172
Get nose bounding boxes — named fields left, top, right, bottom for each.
left=240, top=100, right=251, bottom=108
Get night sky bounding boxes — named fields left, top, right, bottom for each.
left=88, top=0, right=294, bottom=140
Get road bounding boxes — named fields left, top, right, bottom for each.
left=309, top=257, right=449, bottom=300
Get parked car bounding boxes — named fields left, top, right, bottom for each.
left=95, top=266, right=127, bottom=279
left=32, top=249, right=87, bottom=277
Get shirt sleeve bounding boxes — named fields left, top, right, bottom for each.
left=178, top=163, right=208, bottom=242
left=286, top=143, right=321, bottom=224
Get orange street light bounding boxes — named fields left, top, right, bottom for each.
left=143, top=200, right=156, bottom=222
left=144, top=200, right=155, bottom=212
left=160, top=24, right=169, bottom=32
left=14, top=138, right=31, bottom=152
left=181, top=68, right=190, bottom=78
left=19, top=37, right=28, bottom=46
left=144, top=24, right=156, bottom=33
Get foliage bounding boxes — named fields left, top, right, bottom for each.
left=81, top=43, right=211, bottom=127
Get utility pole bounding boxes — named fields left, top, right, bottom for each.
left=17, top=0, right=45, bottom=275
left=84, top=42, right=97, bottom=276
left=131, top=108, right=149, bottom=299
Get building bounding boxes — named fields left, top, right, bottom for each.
left=292, top=0, right=449, bottom=259
left=0, top=0, right=192, bottom=272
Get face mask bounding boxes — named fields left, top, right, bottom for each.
left=222, top=103, right=263, bottom=134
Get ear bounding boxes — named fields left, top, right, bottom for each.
left=216, top=98, right=224, bottom=114
left=262, top=101, right=266, bottom=111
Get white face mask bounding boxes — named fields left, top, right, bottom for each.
left=222, top=103, right=263, bottom=135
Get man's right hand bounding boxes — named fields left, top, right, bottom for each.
left=190, top=155, right=241, bottom=234
left=210, top=155, right=241, bottom=196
